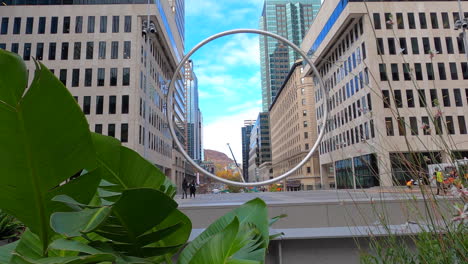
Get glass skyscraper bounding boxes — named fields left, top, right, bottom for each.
left=259, top=0, right=321, bottom=111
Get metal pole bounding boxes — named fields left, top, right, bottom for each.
left=457, top=0, right=468, bottom=63
left=227, top=143, right=246, bottom=183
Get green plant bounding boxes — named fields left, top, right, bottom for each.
left=0, top=46, right=275, bottom=263
left=0, top=211, right=23, bottom=241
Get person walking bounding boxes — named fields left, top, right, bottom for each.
left=434, top=168, right=445, bottom=195
left=181, top=178, right=188, bottom=199
left=189, top=180, right=197, bottom=198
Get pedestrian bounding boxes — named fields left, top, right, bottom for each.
left=189, top=180, right=197, bottom=198
left=181, top=178, right=188, bottom=199
left=434, top=168, right=445, bottom=195
left=406, top=179, right=414, bottom=189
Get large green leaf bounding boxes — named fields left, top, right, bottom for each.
left=50, top=207, right=111, bottom=237
left=0, top=241, right=19, bottom=264
left=178, top=198, right=269, bottom=264
left=0, top=50, right=98, bottom=252
left=91, top=134, right=175, bottom=197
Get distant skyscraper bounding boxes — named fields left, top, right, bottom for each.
left=259, top=0, right=321, bottom=111
left=184, top=60, right=203, bottom=162
left=241, top=120, right=256, bottom=181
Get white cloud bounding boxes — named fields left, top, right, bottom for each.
left=203, top=107, right=261, bottom=165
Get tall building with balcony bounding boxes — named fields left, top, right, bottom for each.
left=248, top=113, right=272, bottom=182
left=0, top=0, right=188, bottom=188
left=301, top=0, right=468, bottom=189
left=259, top=0, right=321, bottom=111
left=241, top=120, right=256, bottom=182
left=184, top=59, right=203, bottom=163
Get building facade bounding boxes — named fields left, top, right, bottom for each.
left=259, top=0, right=321, bottom=111
left=184, top=59, right=203, bottom=163
left=248, top=112, right=272, bottom=182
left=241, top=120, right=256, bottom=182
left=0, top=0, right=189, bottom=189
left=269, top=60, right=323, bottom=191
left=301, top=0, right=468, bottom=188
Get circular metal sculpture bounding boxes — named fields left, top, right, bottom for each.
left=166, top=29, right=328, bottom=187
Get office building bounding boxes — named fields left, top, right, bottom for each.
left=0, top=0, right=189, bottom=188
left=269, top=60, right=323, bottom=191
left=241, top=120, right=256, bottom=182
left=259, top=0, right=321, bottom=111
left=301, top=0, right=468, bottom=188
left=248, top=113, right=272, bottom=182
left=184, top=59, right=203, bottom=163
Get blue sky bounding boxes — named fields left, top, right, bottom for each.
left=185, top=0, right=265, bottom=161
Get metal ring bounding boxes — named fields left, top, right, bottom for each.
left=166, top=29, right=328, bottom=187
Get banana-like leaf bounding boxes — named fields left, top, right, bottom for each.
left=91, top=134, right=175, bottom=198
left=0, top=241, right=18, bottom=264
left=50, top=206, right=111, bottom=237
left=178, top=198, right=269, bottom=264
left=0, top=49, right=98, bottom=252
left=12, top=253, right=114, bottom=264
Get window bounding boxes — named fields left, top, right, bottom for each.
left=36, top=43, right=44, bottom=60
left=411, top=38, right=419, bottom=54
left=408, top=13, right=416, bottom=29
left=111, top=41, right=118, bottom=59
left=449, top=62, right=458, bottom=80
left=438, top=63, right=446, bottom=80
left=108, top=124, right=115, bottom=137
left=124, top=16, right=131, bottom=32
left=399, top=38, right=408, bottom=54
left=457, top=37, right=466, bottom=54
left=397, top=117, right=406, bottom=136
left=123, top=41, right=131, bottom=59
left=403, top=63, right=411, bottom=80
left=87, top=16, right=95, bottom=33
left=1, top=18, right=8, bottom=35
left=98, top=41, right=106, bottom=59
left=303, top=121, right=308, bottom=128
left=51, top=17, right=58, bottom=34
left=75, top=16, right=83, bottom=33
left=410, top=117, right=418, bottom=135
left=379, top=64, right=387, bottom=81
left=110, top=68, right=117, bottom=86
left=458, top=116, right=467, bottom=134
left=418, top=89, right=426, bottom=107
left=442, top=12, right=450, bottom=29
left=72, top=69, right=79, bottom=87
left=406, top=90, right=415, bottom=108
left=122, top=95, right=129, bottom=114
left=446, top=37, right=454, bottom=54
left=73, top=42, right=81, bottom=60
left=61, top=42, right=69, bottom=60
left=95, top=124, right=102, bottom=134
left=63, top=16, right=70, bottom=33
left=395, top=90, right=403, bottom=108
left=36, top=17, right=46, bottom=34
left=59, top=69, right=67, bottom=85
left=11, top=43, right=19, bottom=54
left=100, top=16, right=107, bottom=33
left=454, top=89, right=463, bottom=107
left=96, top=96, right=103, bottom=115
left=442, top=89, right=451, bottom=107
left=21, top=43, right=31, bottom=61
left=422, top=37, right=430, bottom=54
left=422, top=116, right=430, bottom=135
left=414, top=63, right=423, bottom=80
left=13, top=17, right=21, bottom=34
left=396, top=13, right=404, bottom=29
left=97, top=68, right=105, bottom=86
left=419, top=13, right=427, bottom=29
left=25, top=17, right=33, bottom=34
left=83, top=96, right=91, bottom=115
left=430, top=89, right=438, bottom=106
left=123, top=68, right=130, bottom=86
left=109, top=96, right=116, bottom=114
left=85, top=68, right=92, bottom=87
left=0, top=44, right=4, bottom=50
left=430, top=13, right=438, bottom=29
left=434, top=37, right=442, bottom=54
left=305, top=143, right=309, bottom=150
left=385, top=117, right=394, bottom=136
left=383, top=90, right=391, bottom=108
left=361, top=42, right=366, bottom=59
left=86, top=42, right=93, bottom=59
left=426, top=63, right=434, bottom=80
left=121, top=124, right=128, bottom=143
left=446, top=116, right=455, bottom=135
left=462, top=63, right=468, bottom=80
left=376, top=38, right=384, bottom=54
left=391, top=63, right=399, bottom=81
left=304, top=132, right=308, bottom=139
left=385, top=13, right=392, bottom=29
left=112, top=16, right=119, bottom=33
left=48, top=42, right=56, bottom=60
left=373, top=13, right=381, bottom=29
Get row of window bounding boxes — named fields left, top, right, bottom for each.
left=94, top=123, right=128, bottom=143
left=385, top=115, right=467, bottom=136
left=382, top=88, right=468, bottom=109
left=373, top=12, right=467, bottom=30
left=0, top=41, right=131, bottom=61
left=379, top=62, right=468, bottom=82
left=0, top=15, right=132, bottom=35
left=138, top=125, right=172, bottom=158
left=320, top=120, right=376, bottom=155
left=57, top=67, right=130, bottom=87
left=77, top=95, right=129, bottom=115
left=377, top=36, right=465, bottom=56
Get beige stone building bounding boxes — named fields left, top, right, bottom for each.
left=269, top=60, right=322, bottom=190
left=0, top=0, right=190, bottom=191
left=301, top=0, right=468, bottom=188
